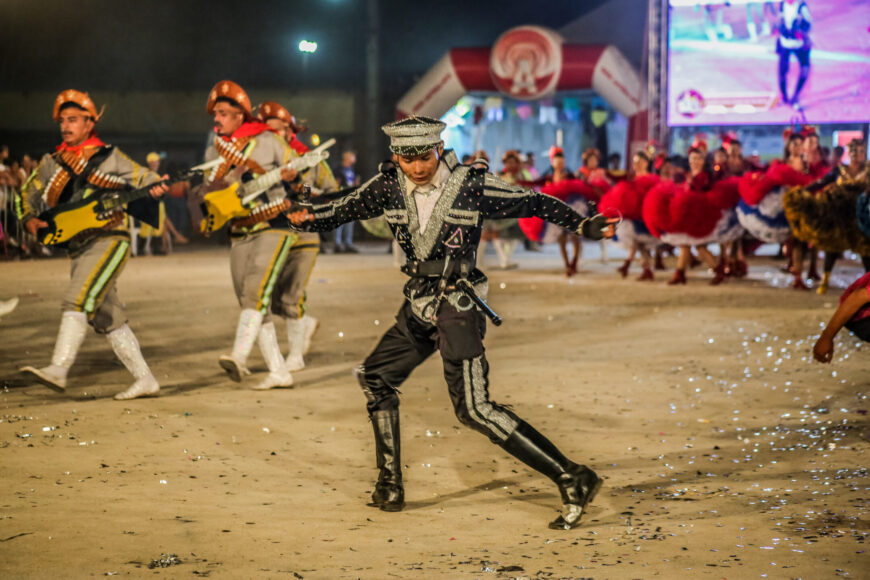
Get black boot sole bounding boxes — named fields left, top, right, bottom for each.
left=368, top=485, right=405, bottom=512
left=549, top=470, right=603, bottom=530
left=367, top=500, right=405, bottom=512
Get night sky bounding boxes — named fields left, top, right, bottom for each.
left=1, top=0, right=609, bottom=97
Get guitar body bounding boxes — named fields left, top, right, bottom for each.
left=33, top=167, right=210, bottom=246
left=36, top=197, right=123, bottom=246
left=200, top=182, right=245, bottom=233
left=199, top=139, right=335, bottom=233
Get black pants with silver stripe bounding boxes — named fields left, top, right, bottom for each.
left=359, top=300, right=520, bottom=443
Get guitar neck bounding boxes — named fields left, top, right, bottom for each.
left=239, top=139, right=335, bottom=202
left=98, top=170, right=201, bottom=211
left=98, top=181, right=166, bottom=211
left=243, top=168, right=285, bottom=200
left=241, top=155, right=319, bottom=199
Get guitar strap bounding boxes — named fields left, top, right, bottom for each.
left=75, top=146, right=116, bottom=194
left=50, top=146, right=115, bottom=206
left=211, top=137, right=268, bottom=182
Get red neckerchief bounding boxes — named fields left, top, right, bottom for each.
left=217, top=121, right=271, bottom=142
left=55, top=134, right=105, bottom=155
left=288, top=136, right=308, bottom=155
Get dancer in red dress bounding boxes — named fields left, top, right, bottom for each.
left=736, top=130, right=815, bottom=289
left=518, top=147, right=603, bottom=276
left=644, top=147, right=743, bottom=285
left=600, top=151, right=661, bottom=281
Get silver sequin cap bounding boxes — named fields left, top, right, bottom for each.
left=382, top=116, right=446, bottom=156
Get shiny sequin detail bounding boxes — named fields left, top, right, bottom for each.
left=462, top=356, right=517, bottom=441
left=303, top=148, right=588, bottom=323
left=399, top=156, right=469, bottom=260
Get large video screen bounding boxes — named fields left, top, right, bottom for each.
left=667, top=0, right=870, bottom=126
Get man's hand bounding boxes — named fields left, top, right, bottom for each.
left=149, top=177, right=170, bottom=198
left=579, top=214, right=618, bottom=240
left=601, top=217, right=618, bottom=239
left=25, top=217, right=48, bottom=236
left=286, top=209, right=313, bottom=226
left=281, top=168, right=299, bottom=182
left=812, top=334, right=834, bottom=363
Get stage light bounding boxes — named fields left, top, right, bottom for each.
left=298, top=40, right=318, bottom=54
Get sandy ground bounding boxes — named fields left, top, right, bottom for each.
left=0, top=242, right=867, bottom=579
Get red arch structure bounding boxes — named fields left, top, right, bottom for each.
left=395, top=26, right=648, bottom=151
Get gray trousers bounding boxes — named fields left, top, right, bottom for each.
left=229, top=230, right=296, bottom=316
left=271, top=232, right=320, bottom=320
left=62, top=234, right=131, bottom=333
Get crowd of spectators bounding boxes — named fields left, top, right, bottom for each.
left=0, top=144, right=46, bottom=259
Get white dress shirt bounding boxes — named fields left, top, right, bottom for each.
left=404, top=162, right=451, bottom=233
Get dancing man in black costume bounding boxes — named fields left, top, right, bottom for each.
left=288, top=116, right=615, bottom=529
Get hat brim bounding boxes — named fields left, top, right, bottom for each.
left=390, top=143, right=440, bottom=157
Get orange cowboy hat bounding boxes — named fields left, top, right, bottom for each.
left=255, top=100, right=306, bottom=133
left=206, top=80, right=253, bottom=119
left=52, top=89, right=104, bottom=122
left=256, top=100, right=292, bottom=121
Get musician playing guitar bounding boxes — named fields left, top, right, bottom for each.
left=16, top=89, right=169, bottom=400
left=195, top=80, right=301, bottom=391
left=255, top=101, right=338, bottom=378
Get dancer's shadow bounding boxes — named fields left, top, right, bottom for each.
left=255, top=365, right=356, bottom=390
left=402, top=476, right=546, bottom=510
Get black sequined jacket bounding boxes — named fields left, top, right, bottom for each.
left=304, top=149, right=585, bottom=303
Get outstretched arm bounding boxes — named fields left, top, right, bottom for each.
left=480, top=172, right=615, bottom=240
left=807, top=167, right=838, bottom=193
left=813, top=287, right=870, bottom=363
left=103, top=149, right=166, bottom=196
left=287, top=172, right=388, bottom=232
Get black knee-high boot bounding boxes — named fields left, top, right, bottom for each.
left=368, top=409, right=405, bottom=512
left=500, top=421, right=602, bottom=529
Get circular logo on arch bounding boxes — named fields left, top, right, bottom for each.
left=490, top=26, right=563, bottom=99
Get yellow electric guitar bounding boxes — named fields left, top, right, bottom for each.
left=200, top=138, right=334, bottom=233
left=36, top=159, right=220, bottom=247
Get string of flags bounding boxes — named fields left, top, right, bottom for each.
left=452, top=96, right=606, bottom=126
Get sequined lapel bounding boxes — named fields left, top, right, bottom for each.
left=399, top=161, right=469, bottom=259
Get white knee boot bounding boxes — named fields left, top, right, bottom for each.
left=107, top=324, right=160, bottom=400
left=285, top=315, right=319, bottom=371
left=493, top=239, right=518, bottom=270
left=220, top=309, right=262, bottom=382
left=0, top=296, right=19, bottom=319
left=20, top=311, right=88, bottom=391
left=251, top=322, right=293, bottom=390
